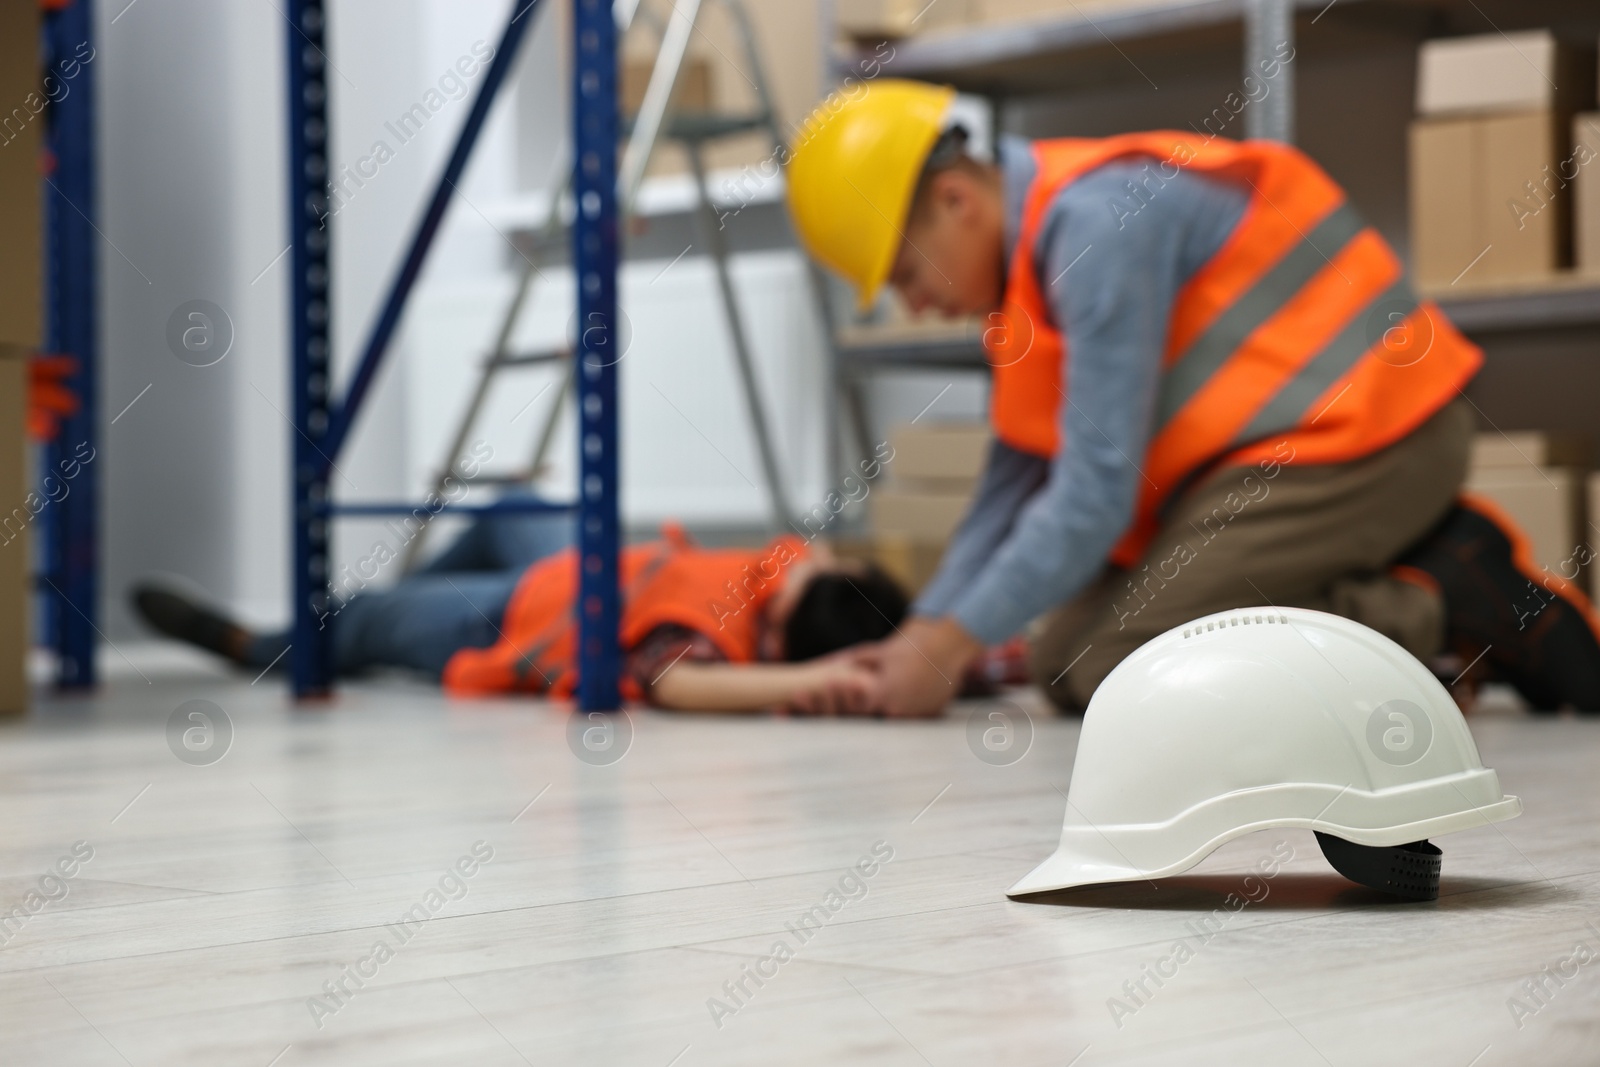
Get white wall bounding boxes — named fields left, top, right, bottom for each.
left=99, top=0, right=271, bottom=639
left=98, top=0, right=479, bottom=637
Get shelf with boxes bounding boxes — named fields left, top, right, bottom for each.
left=834, top=2, right=1600, bottom=334
left=836, top=0, right=1330, bottom=97
left=1409, top=31, right=1600, bottom=295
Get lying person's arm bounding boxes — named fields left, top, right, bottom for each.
left=650, top=653, right=883, bottom=714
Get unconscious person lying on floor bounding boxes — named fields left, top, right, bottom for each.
left=132, top=503, right=1022, bottom=713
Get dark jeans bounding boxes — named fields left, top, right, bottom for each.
left=251, top=504, right=572, bottom=678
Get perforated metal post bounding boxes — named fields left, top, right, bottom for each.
left=42, top=0, right=99, bottom=689
left=286, top=0, right=334, bottom=697
left=572, top=0, right=622, bottom=710
left=1244, top=0, right=1294, bottom=144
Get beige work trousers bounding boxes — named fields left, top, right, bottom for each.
left=1028, top=397, right=1476, bottom=711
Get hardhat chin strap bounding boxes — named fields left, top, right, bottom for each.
left=1314, top=832, right=1442, bottom=901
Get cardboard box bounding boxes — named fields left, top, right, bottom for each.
left=974, top=0, right=1144, bottom=25
left=1577, top=112, right=1600, bottom=275
left=1465, top=467, right=1586, bottom=581
left=869, top=487, right=972, bottom=541
left=1471, top=431, right=1590, bottom=472
left=1409, top=117, right=1481, bottom=288
left=1409, top=111, right=1569, bottom=287
left=1484, top=111, right=1570, bottom=281
left=0, top=348, right=25, bottom=713
left=0, top=1, right=42, bottom=350
left=836, top=0, right=970, bottom=39
left=621, top=54, right=713, bottom=116
left=0, top=0, right=38, bottom=714
left=889, top=422, right=990, bottom=487
left=833, top=535, right=946, bottom=594
left=1416, top=31, right=1596, bottom=118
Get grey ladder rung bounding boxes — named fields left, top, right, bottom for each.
left=834, top=326, right=989, bottom=368
left=454, top=469, right=545, bottom=485
left=620, top=110, right=771, bottom=143
left=495, top=347, right=568, bottom=368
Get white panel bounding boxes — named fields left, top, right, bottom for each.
left=98, top=0, right=256, bottom=638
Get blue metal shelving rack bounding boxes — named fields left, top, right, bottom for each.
left=41, top=0, right=100, bottom=690
left=284, top=0, right=622, bottom=707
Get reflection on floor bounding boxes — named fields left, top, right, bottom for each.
left=1, top=665, right=1596, bottom=1065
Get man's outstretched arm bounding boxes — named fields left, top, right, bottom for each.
left=874, top=162, right=1249, bottom=715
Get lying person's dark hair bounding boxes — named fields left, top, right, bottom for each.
left=784, top=564, right=911, bottom=662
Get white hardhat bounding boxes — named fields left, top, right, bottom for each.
left=1010, top=607, right=1521, bottom=901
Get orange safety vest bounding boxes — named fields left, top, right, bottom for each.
left=986, top=133, right=1482, bottom=567
left=442, top=528, right=809, bottom=701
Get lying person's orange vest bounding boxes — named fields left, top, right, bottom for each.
left=442, top=528, right=809, bottom=700
left=986, top=133, right=1482, bottom=568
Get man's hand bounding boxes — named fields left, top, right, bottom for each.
left=852, top=616, right=983, bottom=718
left=782, top=651, right=890, bottom=716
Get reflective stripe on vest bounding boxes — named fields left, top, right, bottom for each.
left=985, top=134, right=1481, bottom=568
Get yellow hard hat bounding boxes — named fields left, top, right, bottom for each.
left=786, top=79, right=957, bottom=310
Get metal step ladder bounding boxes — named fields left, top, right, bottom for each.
left=404, top=0, right=809, bottom=569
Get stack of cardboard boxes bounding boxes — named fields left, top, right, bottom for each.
left=1577, top=107, right=1600, bottom=276
left=0, top=1, right=38, bottom=714
left=836, top=0, right=972, bottom=39
left=836, top=422, right=989, bottom=593
left=1409, top=31, right=1600, bottom=290
left=1465, top=432, right=1591, bottom=598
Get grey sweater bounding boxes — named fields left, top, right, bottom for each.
left=913, top=136, right=1250, bottom=643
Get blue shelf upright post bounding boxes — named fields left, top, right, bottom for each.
left=286, top=0, right=334, bottom=698
left=42, top=0, right=100, bottom=690
left=572, top=0, right=621, bottom=711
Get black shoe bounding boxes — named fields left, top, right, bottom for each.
left=131, top=583, right=254, bottom=667
left=1399, top=498, right=1600, bottom=712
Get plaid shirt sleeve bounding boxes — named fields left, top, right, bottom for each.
left=627, top=624, right=728, bottom=703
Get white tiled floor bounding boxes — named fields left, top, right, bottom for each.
left=2, top=669, right=1597, bottom=1066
